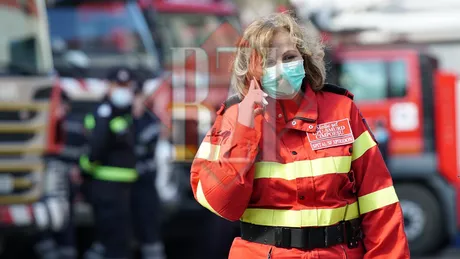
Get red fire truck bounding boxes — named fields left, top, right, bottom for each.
left=323, top=43, right=460, bottom=255
left=0, top=0, right=68, bottom=253
left=141, top=0, right=241, bottom=159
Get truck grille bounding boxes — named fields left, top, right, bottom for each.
left=0, top=78, right=55, bottom=205
left=0, top=163, right=43, bottom=204
left=0, top=133, right=36, bottom=143
left=0, top=98, right=50, bottom=204
left=0, top=111, right=38, bottom=122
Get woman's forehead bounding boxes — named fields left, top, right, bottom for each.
left=268, top=31, right=297, bottom=55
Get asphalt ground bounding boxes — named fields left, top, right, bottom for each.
left=1, top=235, right=459, bottom=259
left=414, top=248, right=460, bottom=259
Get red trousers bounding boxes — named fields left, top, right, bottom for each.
left=228, top=238, right=365, bottom=259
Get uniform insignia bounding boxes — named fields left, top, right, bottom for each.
left=118, top=70, right=129, bottom=81
left=307, top=118, right=355, bottom=150
left=97, top=104, right=112, bottom=118
left=207, top=128, right=230, bottom=145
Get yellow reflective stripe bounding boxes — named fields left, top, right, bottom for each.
left=352, top=131, right=376, bottom=161
left=84, top=114, right=95, bottom=130
left=195, top=142, right=221, bottom=161
left=110, top=116, right=129, bottom=133
left=358, top=186, right=399, bottom=214
left=79, top=155, right=94, bottom=173
left=254, top=156, right=351, bottom=180
left=240, top=202, right=360, bottom=227
left=196, top=180, right=221, bottom=216
left=79, top=155, right=100, bottom=174
left=93, top=166, right=138, bottom=182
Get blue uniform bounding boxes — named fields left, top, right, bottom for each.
left=81, top=99, right=137, bottom=259
left=132, top=111, right=166, bottom=259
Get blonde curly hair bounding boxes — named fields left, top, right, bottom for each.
left=231, top=12, right=326, bottom=98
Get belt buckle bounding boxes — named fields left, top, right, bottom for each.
left=274, top=227, right=291, bottom=248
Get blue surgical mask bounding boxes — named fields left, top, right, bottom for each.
left=261, top=60, right=306, bottom=99
left=110, top=88, right=134, bottom=108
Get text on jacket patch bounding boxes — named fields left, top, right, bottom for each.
left=308, top=118, right=355, bottom=150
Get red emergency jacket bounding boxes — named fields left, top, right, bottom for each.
left=190, top=84, right=410, bottom=258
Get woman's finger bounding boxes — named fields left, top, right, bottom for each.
left=252, top=77, right=261, bottom=89
left=262, top=97, right=268, bottom=106
left=249, top=79, right=255, bottom=90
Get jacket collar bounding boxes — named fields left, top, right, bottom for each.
left=263, top=83, right=318, bottom=133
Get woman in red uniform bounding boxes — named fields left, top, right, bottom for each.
left=190, top=12, right=410, bottom=259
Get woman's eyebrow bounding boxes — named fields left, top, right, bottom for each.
left=283, top=49, right=298, bottom=55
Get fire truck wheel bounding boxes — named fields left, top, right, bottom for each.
left=395, top=183, right=444, bottom=256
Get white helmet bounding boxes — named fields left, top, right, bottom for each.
left=63, top=50, right=90, bottom=69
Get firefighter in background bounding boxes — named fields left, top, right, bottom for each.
left=80, top=66, right=138, bottom=259
left=190, top=13, right=410, bottom=258
left=374, top=120, right=390, bottom=164
left=131, top=81, right=166, bottom=259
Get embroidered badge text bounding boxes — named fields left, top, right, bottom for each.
left=308, top=118, right=354, bottom=150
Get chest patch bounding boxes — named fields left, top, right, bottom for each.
left=307, top=118, right=355, bottom=150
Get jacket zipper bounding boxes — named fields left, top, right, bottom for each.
left=340, top=245, right=348, bottom=259
left=267, top=247, right=273, bottom=259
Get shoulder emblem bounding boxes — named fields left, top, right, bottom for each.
left=322, top=83, right=354, bottom=100
left=217, top=94, right=242, bottom=115
left=97, top=104, right=112, bottom=118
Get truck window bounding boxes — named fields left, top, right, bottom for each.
left=47, top=1, right=160, bottom=78
left=339, top=59, right=408, bottom=101
left=154, top=13, right=240, bottom=66
left=388, top=60, right=407, bottom=98
left=0, top=1, right=53, bottom=75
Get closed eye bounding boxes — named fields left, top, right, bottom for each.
left=283, top=55, right=296, bottom=62
left=266, top=59, right=276, bottom=67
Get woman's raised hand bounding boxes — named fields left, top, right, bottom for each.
left=238, top=77, right=268, bottom=128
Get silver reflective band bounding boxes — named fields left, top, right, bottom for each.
left=136, top=159, right=157, bottom=173
left=140, top=123, right=161, bottom=143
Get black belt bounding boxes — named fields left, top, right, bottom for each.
left=240, top=219, right=363, bottom=250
